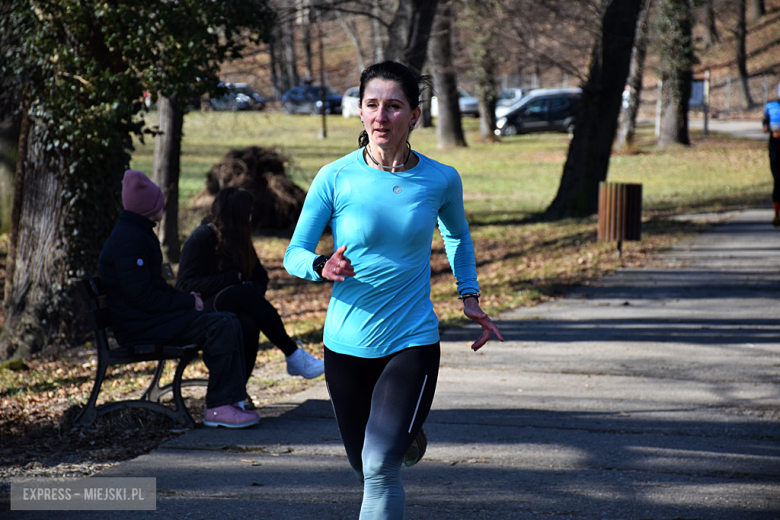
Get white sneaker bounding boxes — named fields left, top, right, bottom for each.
left=286, top=344, right=325, bottom=379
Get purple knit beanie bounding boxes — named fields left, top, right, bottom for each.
left=122, top=170, right=164, bottom=219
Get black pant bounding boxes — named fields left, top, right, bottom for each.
left=205, top=284, right=298, bottom=382
left=770, top=137, right=780, bottom=203
left=173, top=312, right=247, bottom=409
left=324, top=343, right=439, bottom=517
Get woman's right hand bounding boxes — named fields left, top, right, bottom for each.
left=322, top=245, right=355, bottom=282
left=191, top=292, right=204, bottom=311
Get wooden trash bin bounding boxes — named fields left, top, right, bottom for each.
left=598, top=182, right=642, bottom=255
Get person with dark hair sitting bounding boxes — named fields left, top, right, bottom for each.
left=99, top=170, right=259, bottom=428
left=177, top=187, right=324, bottom=407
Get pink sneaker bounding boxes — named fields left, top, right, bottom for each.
left=203, top=404, right=260, bottom=429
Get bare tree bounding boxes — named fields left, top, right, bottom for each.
left=701, top=0, right=720, bottom=48
left=0, top=93, right=18, bottom=236
left=152, top=94, right=184, bottom=263
left=269, top=38, right=281, bottom=100
left=372, top=0, right=387, bottom=62
left=461, top=0, right=501, bottom=142
left=655, top=0, right=694, bottom=147
left=735, top=0, right=755, bottom=109
left=274, top=17, right=300, bottom=90
left=748, top=0, right=765, bottom=22
left=384, top=0, right=439, bottom=75
left=338, top=12, right=367, bottom=75
left=617, top=0, right=653, bottom=150
left=501, top=0, right=597, bottom=88
left=300, top=9, right=315, bottom=83
left=545, top=0, right=644, bottom=219
left=4, top=107, right=28, bottom=309
left=429, top=1, right=467, bottom=148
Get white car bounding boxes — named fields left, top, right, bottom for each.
left=497, top=88, right=526, bottom=106
left=431, top=88, right=479, bottom=117
left=496, top=88, right=531, bottom=118
left=342, top=86, right=360, bottom=118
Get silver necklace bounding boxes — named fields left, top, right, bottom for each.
left=365, top=142, right=412, bottom=171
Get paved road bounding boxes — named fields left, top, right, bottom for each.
left=5, top=209, right=780, bottom=519
left=689, top=117, right=767, bottom=140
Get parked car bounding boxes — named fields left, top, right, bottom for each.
left=210, top=83, right=266, bottom=111
left=431, top=88, right=479, bottom=117
left=231, top=83, right=266, bottom=110
left=282, top=85, right=342, bottom=115
left=495, top=88, right=531, bottom=118
left=494, top=88, right=581, bottom=136
left=342, top=86, right=360, bottom=118
left=210, top=91, right=252, bottom=111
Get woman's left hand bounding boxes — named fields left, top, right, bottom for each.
left=463, top=297, right=504, bottom=351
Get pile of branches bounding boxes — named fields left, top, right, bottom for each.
left=205, top=146, right=306, bottom=233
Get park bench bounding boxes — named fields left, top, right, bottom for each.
left=74, top=276, right=207, bottom=429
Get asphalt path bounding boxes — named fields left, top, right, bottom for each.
left=689, top=117, right=767, bottom=140
left=5, top=209, right=780, bottom=519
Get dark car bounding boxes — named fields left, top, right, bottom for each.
left=282, top=85, right=342, bottom=115
left=210, top=83, right=266, bottom=111
left=495, top=88, right=581, bottom=136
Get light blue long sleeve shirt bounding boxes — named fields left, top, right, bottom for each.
left=284, top=149, right=479, bottom=358
left=765, top=100, right=780, bottom=133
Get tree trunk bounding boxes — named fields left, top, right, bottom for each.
left=0, top=96, right=18, bottom=235
left=463, top=0, right=500, bottom=142
left=0, top=120, right=68, bottom=360
left=282, top=20, right=299, bottom=89
left=545, top=0, right=643, bottom=219
left=421, top=83, right=433, bottom=128
left=302, top=19, right=314, bottom=84
left=658, top=75, right=692, bottom=147
left=617, top=0, right=653, bottom=150
left=736, top=0, right=755, bottom=110
left=476, top=87, right=498, bottom=142
left=269, top=38, right=280, bottom=100
left=339, top=14, right=366, bottom=76
left=152, top=94, right=183, bottom=264
left=384, top=0, right=439, bottom=76
left=429, top=1, right=466, bottom=149
left=372, top=0, right=385, bottom=63
left=656, top=0, right=694, bottom=147
left=4, top=107, right=28, bottom=309
left=1, top=107, right=124, bottom=361
left=702, top=0, right=719, bottom=48
left=748, top=0, right=765, bottom=22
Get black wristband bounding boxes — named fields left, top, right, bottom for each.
left=459, top=292, right=480, bottom=302
left=313, top=255, right=330, bottom=278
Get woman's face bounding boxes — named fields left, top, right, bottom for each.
left=360, top=79, right=420, bottom=151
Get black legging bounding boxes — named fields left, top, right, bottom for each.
left=770, top=137, right=780, bottom=203
left=204, top=284, right=298, bottom=382
left=324, top=344, right=439, bottom=518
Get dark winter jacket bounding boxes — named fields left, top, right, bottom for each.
left=98, top=210, right=198, bottom=346
left=176, top=218, right=269, bottom=300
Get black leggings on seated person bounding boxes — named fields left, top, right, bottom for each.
left=204, top=284, right=298, bottom=382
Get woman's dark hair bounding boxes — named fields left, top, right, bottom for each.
left=357, top=61, right=432, bottom=148
left=210, top=187, right=256, bottom=279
